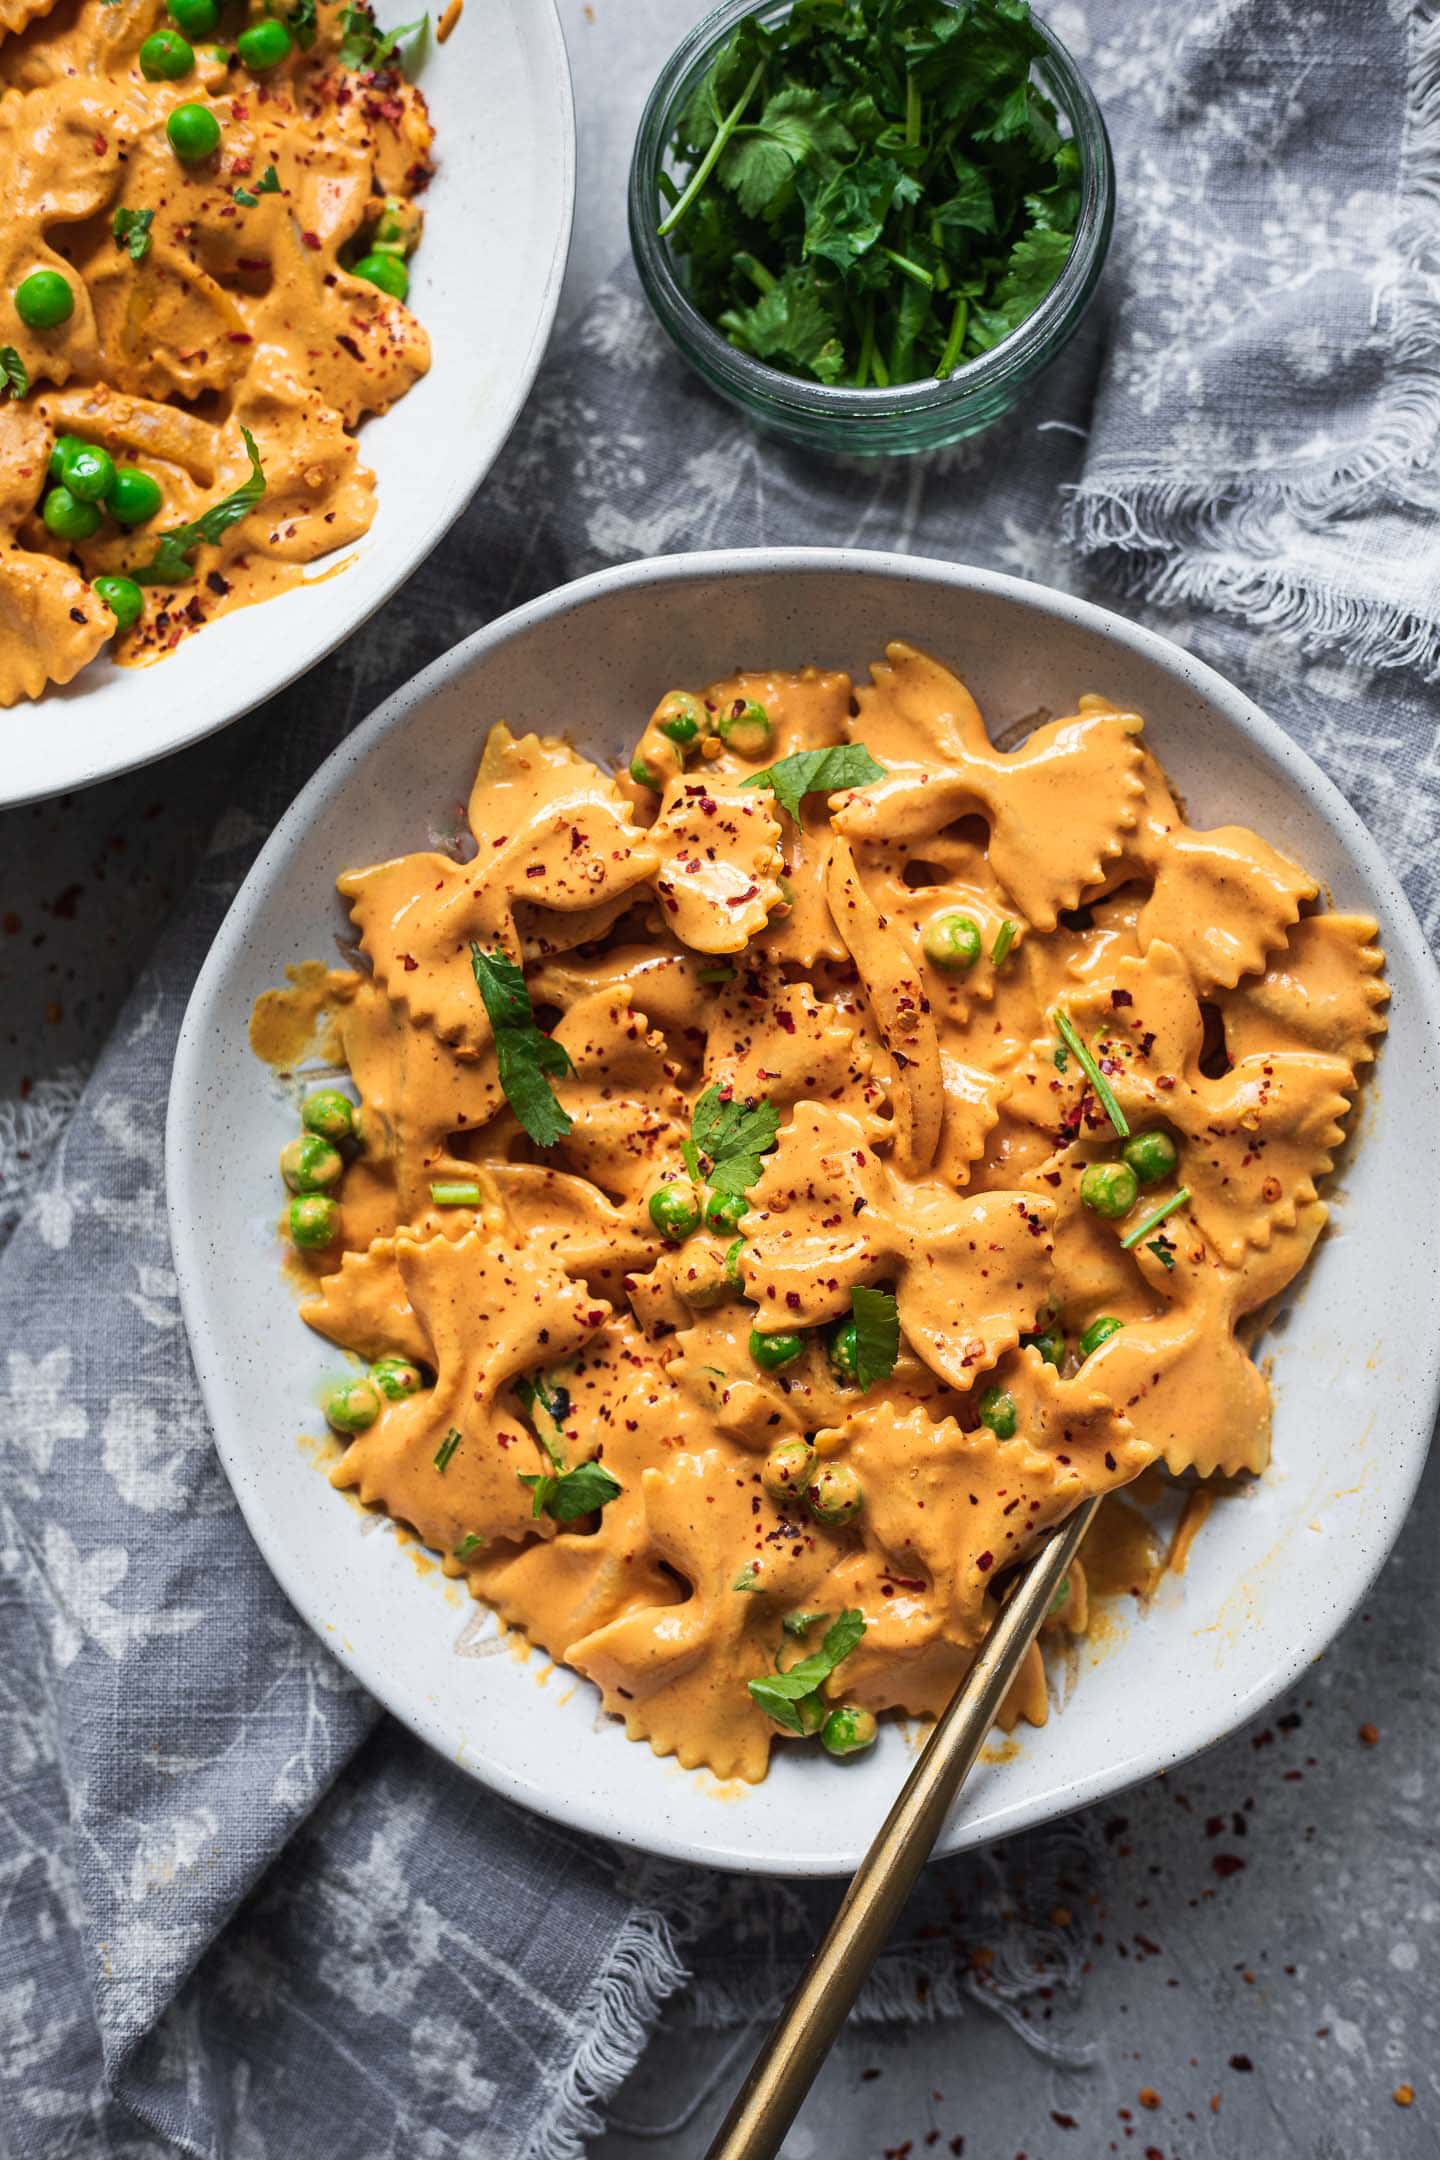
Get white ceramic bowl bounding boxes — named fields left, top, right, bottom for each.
left=168, top=551, right=1440, bottom=1876
left=3, top=0, right=574, bottom=809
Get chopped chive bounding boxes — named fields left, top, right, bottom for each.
left=233, top=186, right=259, bottom=206
left=1053, top=1008, right=1130, bottom=1139
left=434, top=1426, right=462, bottom=1473
left=991, top=918, right=1018, bottom=966
left=696, top=965, right=736, bottom=984
left=732, top=1563, right=763, bottom=1591
left=1121, top=1188, right=1191, bottom=1251
left=430, top=1180, right=481, bottom=1207
left=454, top=1531, right=483, bottom=1558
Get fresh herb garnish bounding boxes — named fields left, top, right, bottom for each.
left=733, top=1563, right=763, bottom=1592
left=453, top=1531, right=484, bottom=1559
left=682, top=1082, right=780, bottom=1196
left=1047, top=1576, right=1070, bottom=1617
left=433, top=1426, right=462, bottom=1474
left=1121, top=1188, right=1191, bottom=1251
left=516, top=1374, right=571, bottom=1469
left=851, top=1284, right=899, bottom=1389
left=233, top=186, right=259, bottom=208
left=469, top=943, right=575, bottom=1146
left=430, top=1180, right=481, bottom=1206
left=286, top=0, right=317, bottom=48
left=748, top=1608, right=866, bottom=1734
left=113, top=206, right=155, bottom=263
left=0, top=346, right=28, bottom=401
left=740, top=742, right=886, bottom=823
left=1145, top=1237, right=1176, bottom=1271
left=782, top=1609, right=825, bottom=1638
left=257, top=163, right=282, bottom=193
left=1052, top=1008, right=1130, bottom=1140
left=991, top=918, right=1018, bottom=967
left=338, top=3, right=427, bottom=72
left=657, top=0, right=1078, bottom=388
left=696, top=964, right=736, bottom=984
left=131, top=426, right=266, bottom=585
left=519, top=1458, right=622, bottom=1522
left=1052, top=1041, right=1069, bottom=1073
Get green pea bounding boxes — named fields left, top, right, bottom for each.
left=1079, top=1161, right=1138, bottom=1220
left=301, top=1087, right=357, bottom=1144
left=1078, top=1315, right=1124, bottom=1360
left=93, top=575, right=143, bottom=632
left=922, top=910, right=982, bottom=974
left=1021, top=1325, right=1063, bottom=1368
left=109, top=467, right=164, bottom=527
left=281, top=1132, right=344, bottom=1193
left=761, top=1436, right=815, bottom=1503
left=705, top=1188, right=747, bottom=1235
left=15, top=270, right=74, bottom=331
left=48, top=433, right=84, bottom=482
left=723, top=1237, right=745, bottom=1286
left=166, top=102, right=222, bottom=160
left=42, top=487, right=102, bottom=543
left=828, top=1317, right=859, bottom=1386
left=371, top=1355, right=424, bottom=1401
left=821, top=1705, right=877, bottom=1758
left=236, top=15, right=291, bottom=67
left=59, top=440, right=116, bottom=504
left=168, top=0, right=218, bottom=34
left=1122, top=1129, right=1179, bottom=1187
left=658, top=702, right=701, bottom=748
left=629, top=755, right=658, bottom=790
left=678, top=1243, right=737, bottom=1309
left=809, top=1461, right=863, bottom=1526
left=140, top=27, right=195, bottom=76
left=371, top=195, right=422, bottom=255
left=352, top=250, right=408, bottom=300
left=323, top=1377, right=380, bottom=1434
left=979, top=1386, right=1017, bottom=1440
left=750, top=1327, right=804, bottom=1373
left=287, top=1193, right=338, bottom=1249
left=716, top=699, right=771, bottom=758
left=648, top=1182, right=700, bottom=1243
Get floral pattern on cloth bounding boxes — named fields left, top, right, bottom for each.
left=4, top=2, right=1440, bottom=2155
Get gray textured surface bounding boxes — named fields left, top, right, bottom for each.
left=1, top=2, right=1435, bottom=2154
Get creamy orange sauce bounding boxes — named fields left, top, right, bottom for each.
left=254, top=643, right=1387, bottom=1782
left=0, top=0, right=432, bottom=705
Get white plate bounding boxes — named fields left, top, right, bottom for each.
left=168, top=551, right=1440, bottom=1876
left=3, top=0, right=574, bottom=808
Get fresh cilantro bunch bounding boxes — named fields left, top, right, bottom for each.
left=658, top=0, right=1080, bottom=388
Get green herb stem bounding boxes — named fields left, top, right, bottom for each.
left=878, top=245, right=934, bottom=290
left=904, top=72, right=922, bottom=148
left=734, top=250, right=777, bottom=295
left=936, top=296, right=969, bottom=376
left=430, top=1180, right=481, bottom=1207
left=1121, top=1187, right=1191, bottom=1250
left=656, top=57, right=766, bottom=239
left=1052, top=1008, right=1131, bottom=1139
left=990, top=916, right=1017, bottom=966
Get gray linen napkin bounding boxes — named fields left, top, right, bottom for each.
left=4, top=1, right=1439, bottom=2153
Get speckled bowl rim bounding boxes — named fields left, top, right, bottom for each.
left=168, top=548, right=1440, bottom=1874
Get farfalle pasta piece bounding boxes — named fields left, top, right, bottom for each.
left=835, top=647, right=1146, bottom=931
left=934, top=1055, right=1010, bottom=1188
left=1135, top=824, right=1317, bottom=993
left=0, top=405, right=111, bottom=705
left=331, top=1229, right=608, bottom=1550
left=300, top=1236, right=435, bottom=1368
left=546, top=987, right=688, bottom=1204
left=705, top=972, right=883, bottom=1130
left=741, top=1102, right=1054, bottom=1388
left=341, top=976, right=503, bottom=1220
left=568, top=1440, right=834, bottom=1781
left=1079, top=1206, right=1328, bottom=1477
left=825, top=836, right=944, bottom=1173
left=485, top=1163, right=658, bottom=1297
left=1217, top=913, right=1388, bottom=1067
left=649, top=776, right=785, bottom=953
left=340, top=730, right=658, bottom=1046
left=466, top=1320, right=684, bottom=1656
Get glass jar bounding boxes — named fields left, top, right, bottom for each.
left=628, top=0, right=1115, bottom=458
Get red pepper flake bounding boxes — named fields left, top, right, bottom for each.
left=301, top=230, right=322, bottom=249
left=1229, top=2054, right=1253, bottom=2073
left=400, top=953, right=418, bottom=972
left=1138, top=2088, right=1160, bottom=2111
left=1110, top=987, right=1134, bottom=1007
left=338, top=333, right=363, bottom=360
left=1359, top=1721, right=1380, bottom=1746
left=975, top=1550, right=993, bottom=1572
left=1211, top=1853, right=1246, bottom=1878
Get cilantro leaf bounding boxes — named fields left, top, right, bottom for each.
left=112, top=206, right=154, bottom=263
left=0, top=346, right=28, bottom=401
left=519, top=1459, right=622, bottom=1522
left=257, top=163, right=282, bottom=193
left=131, top=427, right=266, bottom=585
left=516, top=1373, right=572, bottom=1469
left=968, top=228, right=1074, bottom=352
left=338, top=3, right=427, bottom=72
left=719, top=265, right=846, bottom=384
left=685, top=1083, right=779, bottom=1198
left=469, top=944, right=575, bottom=1145
left=233, top=187, right=259, bottom=208
left=720, top=85, right=855, bottom=218
left=782, top=1610, right=824, bottom=1638
left=740, top=742, right=886, bottom=823
left=733, top=1563, right=763, bottom=1592
left=454, top=1531, right=484, bottom=1559
left=286, top=0, right=317, bottom=48
left=851, top=1285, right=899, bottom=1389
left=748, top=1608, right=866, bottom=1734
